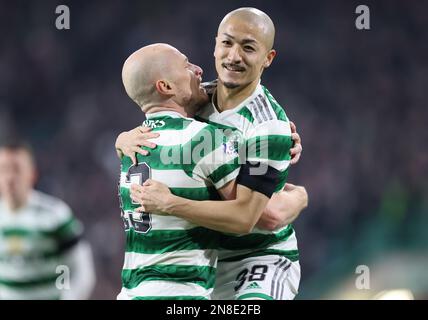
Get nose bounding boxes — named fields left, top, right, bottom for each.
left=227, top=45, right=242, bottom=63
left=191, top=64, right=203, bottom=78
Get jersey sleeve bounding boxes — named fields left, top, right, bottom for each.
left=52, top=203, right=83, bottom=253
left=237, top=119, right=292, bottom=197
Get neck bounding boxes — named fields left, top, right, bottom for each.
left=145, top=102, right=188, bottom=117
left=3, top=195, right=28, bottom=213
left=216, top=79, right=259, bottom=112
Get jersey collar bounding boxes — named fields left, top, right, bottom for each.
left=211, top=81, right=263, bottom=116
left=145, top=110, right=187, bottom=119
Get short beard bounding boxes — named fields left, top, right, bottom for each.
left=223, top=82, right=240, bottom=89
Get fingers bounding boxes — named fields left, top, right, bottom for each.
left=144, top=132, right=160, bottom=139
left=124, top=149, right=148, bottom=166
left=130, top=192, right=143, bottom=205
left=140, top=138, right=157, bottom=149
left=134, top=131, right=159, bottom=149
left=283, top=183, right=296, bottom=191
left=125, top=127, right=159, bottom=152
left=130, top=183, right=144, bottom=195
left=130, top=153, right=137, bottom=166
left=130, top=182, right=153, bottom=205
left=122, top=148, right=149, bottom=166
left=291, top=132, right=301, bottom=145
left=134, top=147, right=149, bottom=157
left=290, top=121, right=297, bottom=134
left=131, top=182, right=152, bottom=195
left=130, top=182, right=152, bottom=203
left=118, top=145, right=137, bottom=164
left=290, top=152, right=301, bottom=165
left=143, top=179, right=152, bottom=186
left=130, top=186, right=149, bottom=207
left=139, top=126, right=152, bottom=133
left=290, top=138, right=302, bottom=165
left=135, top=206, right=145, bottom=213
left=290, top=142, right=302, bottom=156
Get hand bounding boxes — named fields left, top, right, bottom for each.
left=289, top=121, right=302, bottom=165
left=129, top=179, right=172, bottom=214
left=256, top=183, right=308, bottom=230
left=115, top=126, right=160, bottom=165
left=281, top=183, right=308, bottom=211
left=283, top=182, right=300, bottom=192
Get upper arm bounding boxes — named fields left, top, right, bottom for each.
left=53, top=206, right=83, bottom=253
left=235, top=184, right=271, bottom=229
left=217, top=179, right=237, bottom=200
left=238, top=120, right=292, bottom=197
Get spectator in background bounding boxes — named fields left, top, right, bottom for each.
left=0, top=139, right=96, bottom=300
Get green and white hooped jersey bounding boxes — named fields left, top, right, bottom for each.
left=197, top=82, right=299, bottom=263
left=0, top=190, right=82, bottom=300
left=118, top=111, right=240, bottom=300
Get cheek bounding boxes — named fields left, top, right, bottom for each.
left=249, top=60, right=264, bottom=74
left=214, top=56, right=222, bottom=69
left=214, top=48, right=225, bottom=62
left=21, top=168, right=35, bottom=187
left=214, top=45, right=220, bottom=57
left=177, top=83, right=193, bottom=103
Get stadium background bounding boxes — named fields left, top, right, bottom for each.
left=0, top=0, right=426, bottom=299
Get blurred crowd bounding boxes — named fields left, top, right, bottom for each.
left=0, top=0, right=427, bottom=299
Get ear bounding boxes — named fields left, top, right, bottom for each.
left=213, top=36, right=219, bottom=58
left=155, top=80, right=173, bottom=97
left=264, top=49, right=276, bottom=68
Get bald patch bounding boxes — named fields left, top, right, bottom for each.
left=219, top=7, right=275, bottom=50
left=122, top=44, right=179, bottom=108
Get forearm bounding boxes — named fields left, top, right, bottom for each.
left=259, top=186, right=308, bottom=230
left=164, top=192, right=265, bottom=234
left=271, top=199, right=300, bottom=227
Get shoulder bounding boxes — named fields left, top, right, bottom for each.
left=260, top=85, right=289, bottom=123
left=238, top=86, right=290, bottom=138
left=30, top=190, right=75, bottom=225
left=235, top=86, right=288, bottom=130
left=186, top=118, right=220, bottom=137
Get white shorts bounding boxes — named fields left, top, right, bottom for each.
left=212, top=255, right=300, bottom=300
left=116, top=281, right=213, bottom=300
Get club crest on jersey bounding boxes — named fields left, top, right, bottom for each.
left=142, top=119, right=165, bottom=129
left=222, top=130, right=243, bottom=156
left=6, top=236, right=25, bottom=255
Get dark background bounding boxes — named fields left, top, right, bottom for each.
left=1, top=0, right=427, bottom=299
